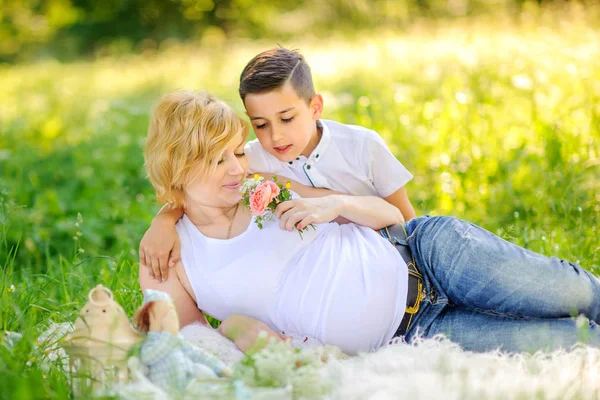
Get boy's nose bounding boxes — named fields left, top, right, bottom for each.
left=271, top=126, right=285, bottom=143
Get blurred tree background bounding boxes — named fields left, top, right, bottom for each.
left=0, top=0, right=599, bottom=269
left=1, top=0, right=598, bottom=62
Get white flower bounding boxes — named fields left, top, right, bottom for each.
left=240, top=177, right=262, bottom=193
left=232, top=340, right=328, bottom=396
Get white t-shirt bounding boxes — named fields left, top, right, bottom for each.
left=245, top=119, right=413, bottom=197
left=176, top=211, right=408, bottom=355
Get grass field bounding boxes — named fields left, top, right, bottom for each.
left=1, top=13, right=599, bottom=399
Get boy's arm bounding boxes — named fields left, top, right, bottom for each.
left=365, top=132, right=416, bottom=220
left=253, top=173, right=352, bottom=224
left=276, top=194, right=404, bottom=231
left=289, top=182, right=353, bottom=224
left=384, top=187, right=416, bottom=221
left=288, top=179, right=344, bottom=198
left=139, top=204, right=184, bottom=282
left=251, top=173, right=344, bottom=198
left=289, top=179, right=414, bottom=223
left=299, top=182, right=416, bottom=222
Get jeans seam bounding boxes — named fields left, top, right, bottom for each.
left=426, top=299, right=449, bottom=306
left=406, top=216, right=455, bottom=245
left=451, top=304, right=540, bottom=320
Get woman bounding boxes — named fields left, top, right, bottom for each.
left=140, top=90, right=600, bottom=356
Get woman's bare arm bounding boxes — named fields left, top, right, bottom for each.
left=218, top=314, right=287, bottom=354
left=138, top=262, right=208, bottom=328
left=140, top=262, right=286, bottom=353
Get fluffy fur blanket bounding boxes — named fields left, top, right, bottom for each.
left=182, top=324, right=600, bottom=399
left=39, top=323, right=600, bottom=399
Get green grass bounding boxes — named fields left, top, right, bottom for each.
left=1, top=15, right=599, bottom=399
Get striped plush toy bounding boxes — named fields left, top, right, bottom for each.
left=133, top=289, right=231, bottom=394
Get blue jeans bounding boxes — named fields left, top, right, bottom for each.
left=399, top=216, right=600, bottom=353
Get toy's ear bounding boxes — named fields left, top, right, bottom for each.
left=133, top=301, right=154, bottom=333
left=89, top=284, right=113, bottom=306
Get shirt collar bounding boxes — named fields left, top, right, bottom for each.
left=286, top=120, right=332, bottom=167
left=308, top=120, right=331, bottom=164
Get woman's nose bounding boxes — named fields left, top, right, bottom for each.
left=228, top=157, right=245, bottom=175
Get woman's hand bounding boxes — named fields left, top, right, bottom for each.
left=139, top=217, right=181, bottom=282
left=218, top=314, right=288, bottom=354
left=275, top=196, right=343, bottom=231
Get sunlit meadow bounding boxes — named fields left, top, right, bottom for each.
left=1, top=13, right=599, bottom=399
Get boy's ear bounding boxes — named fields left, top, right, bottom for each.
left=310, top=94, right=323, bottom=120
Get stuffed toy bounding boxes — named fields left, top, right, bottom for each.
left=63, top=284, right=142, bottom=387
left=133, top=289, right=231, bottom=393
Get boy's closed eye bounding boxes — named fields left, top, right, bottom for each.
left=254, top=116, right=294, bottom=130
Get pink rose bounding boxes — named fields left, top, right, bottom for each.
left=250, top=181, right=280, bottom=215
left=265, top=180, right=281, bottom=200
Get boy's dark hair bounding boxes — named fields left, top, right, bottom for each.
left=239, top=48, right=315, bottom=104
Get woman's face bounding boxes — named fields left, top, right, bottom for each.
left=183, top=136, right=247, bottom=209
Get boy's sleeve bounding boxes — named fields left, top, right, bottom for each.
left=365, top=133, right=413, bottom=198
left=245, top=139, right=270, bottom=174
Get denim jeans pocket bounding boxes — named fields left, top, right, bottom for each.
left=404, top=215, right=432, bottom=244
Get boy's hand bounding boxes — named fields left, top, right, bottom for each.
left=275, top=196, right=342, bottom=231
left=139, top=220, right=181, bottom=282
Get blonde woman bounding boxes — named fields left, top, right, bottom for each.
left=140, top=90, right=600, bottom=355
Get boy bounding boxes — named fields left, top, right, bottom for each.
left=140, top=48, right=415, bottom=281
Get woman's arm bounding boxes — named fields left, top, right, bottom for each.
left=138, top=262, right=209, bottom=328
left=218, top=314, right=287, bottom=354
left=276, top=194, right=404, bottom=231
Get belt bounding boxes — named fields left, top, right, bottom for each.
left=380, top=223, right=425, bottom=337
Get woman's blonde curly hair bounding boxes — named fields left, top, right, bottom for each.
left=144, top=91, right=248, bottom=208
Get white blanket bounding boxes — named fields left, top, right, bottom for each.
left=37, top=322, right=600, bottom=399
left=182, top=324, right=600, bottom=400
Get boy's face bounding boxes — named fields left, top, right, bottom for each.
left=244, top=82, right=323, bottom=163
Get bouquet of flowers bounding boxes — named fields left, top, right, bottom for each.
left=240, top=175, right=314, bottom=237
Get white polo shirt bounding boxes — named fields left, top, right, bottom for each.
left=245, top=119, right=413, bottom=197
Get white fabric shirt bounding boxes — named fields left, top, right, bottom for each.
left=245, top=119, right=413, bottom=197
left=176, top=211, right=408, bottom=355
